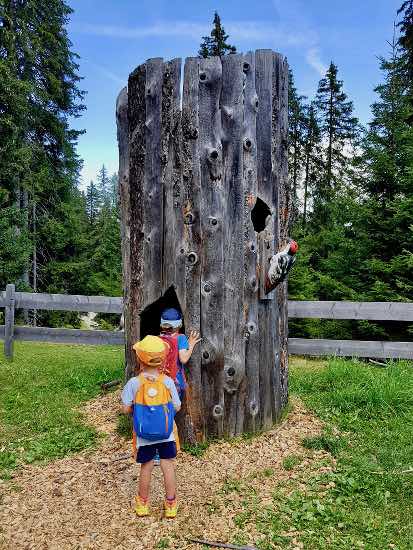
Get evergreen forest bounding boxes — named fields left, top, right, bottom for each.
left=0, top=4, right=412, bottom=339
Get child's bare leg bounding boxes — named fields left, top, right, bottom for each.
left=160, top=458, right=176, bottom=500
left=138, top=460, right=154, bottom=500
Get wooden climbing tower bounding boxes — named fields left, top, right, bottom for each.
left=116, top=49, right=290, bottom=442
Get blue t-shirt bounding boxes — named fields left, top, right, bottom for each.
left=176, top=334, right=189, bottom=392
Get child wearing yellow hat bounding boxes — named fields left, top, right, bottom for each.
left=121, top=335, right=181, bottom=518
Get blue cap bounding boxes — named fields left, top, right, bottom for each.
left=160, top=308, right=182, bottom=328
left=161, top=308, right=182, bottom=321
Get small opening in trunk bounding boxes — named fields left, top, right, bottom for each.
left=251, top=197, right=271, bottom=233
left=139, top=285, right=185, bottom=338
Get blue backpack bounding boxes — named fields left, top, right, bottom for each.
left=133, top=374, right=175, bottom=441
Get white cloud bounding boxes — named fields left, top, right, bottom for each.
left=75, top=21, right=209, bottom=40
left=88, top=61, right=125, bottom=86
left=74, top=9, right=327, bottom=77
left=273, top=0, right=327, bottom=76
left=74, top=20, right=314, bottom=49
left=306, top=47, right=327, bottom=76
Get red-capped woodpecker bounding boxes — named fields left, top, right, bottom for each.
left=265, top=240, right=298, bottom=294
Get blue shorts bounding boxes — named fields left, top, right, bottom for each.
left=136, top=441, right=177, bottom=464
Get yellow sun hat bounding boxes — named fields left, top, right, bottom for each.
left=132, top=335, right=168, bottom=368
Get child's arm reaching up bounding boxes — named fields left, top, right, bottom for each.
left=179, top=330, right=201, bottom=365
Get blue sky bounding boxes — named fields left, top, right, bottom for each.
left=68, top=0, right=402, bottom=187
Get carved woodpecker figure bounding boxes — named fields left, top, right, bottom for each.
left=265, top=240, right=299, bottom=294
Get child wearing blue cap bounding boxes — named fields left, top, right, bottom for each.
left=159, top=308, right=201, bottom=400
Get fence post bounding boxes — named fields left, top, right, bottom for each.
left=4, top=284, right=15, bottom=360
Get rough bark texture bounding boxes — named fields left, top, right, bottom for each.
left=221, top=53, right=245, bottom=436
left=242, top=51, right=260, bottom=433
left=181, top=57, right=204, bottom=443
left=126, top=64, right=146, bottom=378
left=116, top=87, right=133, bottom=376
left=276, top=56, right=290, bottom=409
left=255, top=50, right=277, bottom=430
left=198, top=56, right=225, bottom=438
left=117, top=50, right=289, bottom=441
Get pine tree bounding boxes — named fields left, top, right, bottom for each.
left=398, top=0, right=413, bottom=120
left=359, top=34, right=413, bottom=303
left=109, top=173, right=119, bottom=208
left=96, top=164, right=111, bottom=206
left=315, top=62, right=359, bottom=220
left=288, top=70, right=307, bottom=207
left=85, top=181, right=100, bottom=224
left=0, top=0, right=85, bottom=301
left=0, top=193, right=31, bottom=290
left=199, top=12, right=237, bottom=58
left=301, top=102, right=323, bottom=228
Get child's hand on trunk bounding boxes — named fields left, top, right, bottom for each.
left=188, top=330, right=201, bottom=349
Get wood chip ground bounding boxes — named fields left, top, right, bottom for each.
left=0, top=391, right=331, bottom=550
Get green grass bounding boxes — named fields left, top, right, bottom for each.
left=254, top=357, right=413, bottom=549
left=0, top=341, right=123, bottom=479
left=2, top=345, right=413, bottom=548
left=282, top=454, right=303, bottom=471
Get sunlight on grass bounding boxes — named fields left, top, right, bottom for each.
left=0, top=341, right=123, bottom=478
left=253, top=357, right=413, bottom=549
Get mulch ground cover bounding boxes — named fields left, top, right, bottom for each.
left=0, top=391, right=331, bottom=550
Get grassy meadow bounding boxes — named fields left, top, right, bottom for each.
left=0, top=343, right=412, bottom=548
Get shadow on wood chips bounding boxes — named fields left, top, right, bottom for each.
left=0, top=391, right=330, bottom=550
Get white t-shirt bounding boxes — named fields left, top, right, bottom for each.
left=121, top=373, right=181, bottom=447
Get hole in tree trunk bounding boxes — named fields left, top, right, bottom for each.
left=139, top=285, right=185, bottom=339
left=251, top=197, right=272, bottom=233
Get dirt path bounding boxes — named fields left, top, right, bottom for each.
left=0, top=391, right=330, bottom=550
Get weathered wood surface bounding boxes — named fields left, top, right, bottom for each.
left=2, top=326, right=412, bottom=360
left=127, top=62, right=146, bottom=376
left=162, top=57, right=190, bottom=443
left=289, top=301, right=413, bottom=321
left=116, top=86, right=134, bottom=374
left=289, top=338, right=413, bottom=360
left=275, top=54, right=290, bottom=409
left=181, top=56, right=204, bottom=442
left=121, top=50, right=290, bottom=440
left=256, top=49, right=278, bottom=429
left=162, top=58, right=186, bottom=305
left=243, top=51, right=260, bottom=433
left=1, top=293, right=411, bottom=323
left=4, top=284, right=15, bottom=359
left=144, top=58, right=164, bottom=306
left=199, top=56, right=225, bottom=437
left=10, top=326, right=125, bottom=346
left=0, top=292, right=123, bottom=313
left=221, top=53, right=246, bottom=436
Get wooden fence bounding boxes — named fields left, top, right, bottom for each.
left=1, top=284, right=412, bottom=360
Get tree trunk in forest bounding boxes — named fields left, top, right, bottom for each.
left=327, top=88, right=334, bottom=192
left=21, top=189, right=29, bottom=323
left=32, top=202, right=37, bottom=327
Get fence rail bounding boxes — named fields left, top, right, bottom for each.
left=1, top=285, right=412, bottom=360
left=289, top=300, right=413, bottom=322
left=289, top=338, right=413, bottom=360
left=0, top=290, right=122, bottom=313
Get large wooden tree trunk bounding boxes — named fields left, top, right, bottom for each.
left=117, top=49, right=290, bottom=442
